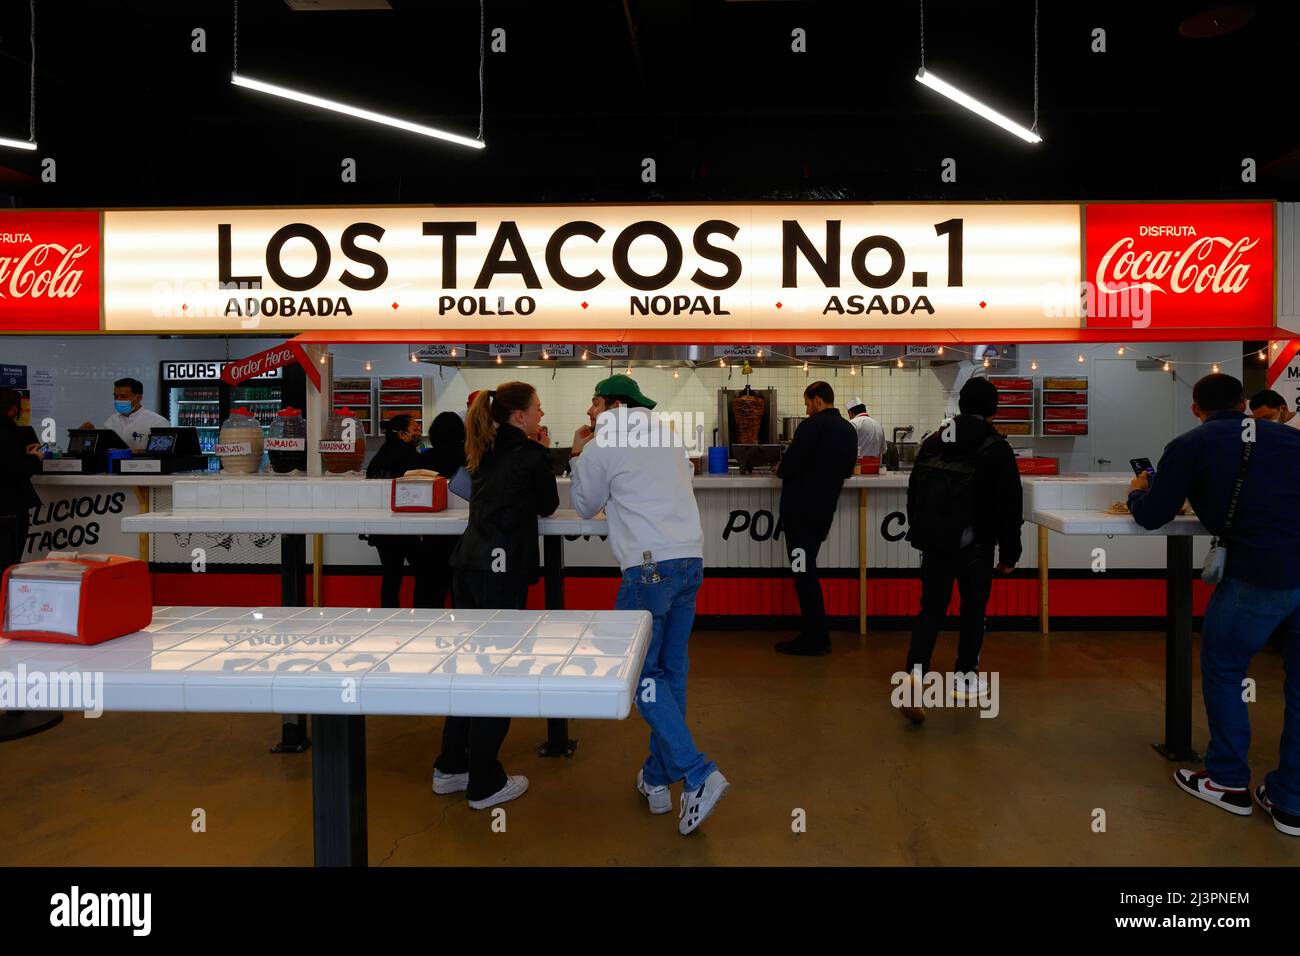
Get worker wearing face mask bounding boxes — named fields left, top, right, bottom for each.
left=79, top=378, right=169, bottom=451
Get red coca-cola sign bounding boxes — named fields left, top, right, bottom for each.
left=1085, top=202, right=1273, bottom=330
left=0, top=211, right=100, bottom=332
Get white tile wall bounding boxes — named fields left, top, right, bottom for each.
left=416, top=363, right=951, bottom=447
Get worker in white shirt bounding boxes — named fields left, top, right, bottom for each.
left=79, top=377, right=170, bottom=451
left=846, top=397, right=886, bottom=458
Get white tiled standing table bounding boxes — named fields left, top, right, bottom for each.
left=0, top=605, right=652, bottom=866
left=1028, top=492, right=1210, bottom=763
left=124, top=485, right=610, bottom=757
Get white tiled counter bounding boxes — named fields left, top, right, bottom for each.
left=0, top=605, right=652, bottom=867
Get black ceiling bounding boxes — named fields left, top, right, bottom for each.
left=0, top=0, right=1296, bottom=207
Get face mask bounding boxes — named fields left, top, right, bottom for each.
left=114, top=400, right=134, bottom=415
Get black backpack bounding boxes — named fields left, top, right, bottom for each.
left=906, top=433, right=1003, bottom=552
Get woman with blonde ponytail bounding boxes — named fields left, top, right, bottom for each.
left=433, top=381, right=559, bottom=811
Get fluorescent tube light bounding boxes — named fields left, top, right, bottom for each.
left=0, top=136, right=37, bottom=151
left=231, top=72, right=484, bottom=150
left=915, top=67, right=1041, bottom=144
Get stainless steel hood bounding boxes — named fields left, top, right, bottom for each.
left=412, top=344, right=1016, bottom=369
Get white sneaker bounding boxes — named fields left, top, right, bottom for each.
left=468, top=775, right=529, bottom=810
left=432, top=768, right=469, bottom=795
left=679, top=770, right=730, bottom=835
left=952, top=671, right=988, bottom=702
left=637, top=769, right=672, bottom=814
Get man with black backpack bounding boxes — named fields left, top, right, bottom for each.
left=901, top=376, right=1023, bottom=723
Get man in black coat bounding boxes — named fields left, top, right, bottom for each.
left=0, top=388, right=42, bottom=574
left=776, top=380, right=859, bottom=655
left=900, top=376, right=1023, bottom=722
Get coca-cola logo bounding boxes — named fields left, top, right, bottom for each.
left=0, top=242, right=91, bottom=300
left=1084, top=203, right=1272, bottom=331
left=1096, top=232, right=1257, bottom=297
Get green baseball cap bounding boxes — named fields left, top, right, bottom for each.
left=594, top=373, right=656, bottom=410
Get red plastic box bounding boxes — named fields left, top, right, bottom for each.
left=1, top=554, right=152, bottom=645
left=391, top=476, right=448, bottom=512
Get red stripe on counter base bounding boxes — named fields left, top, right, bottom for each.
left=151, top=573, right=1213, bottom=617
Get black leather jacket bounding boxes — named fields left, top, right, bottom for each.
left=451, top=423, right=559, bottom=581
left=1, top=417, right=41, bottom=517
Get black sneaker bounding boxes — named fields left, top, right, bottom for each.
left=1174, top=769, right=1252, bottom=816
left=1254, top=784, right=1300, bottom=836
left=775, top=637, right=831, bottom=656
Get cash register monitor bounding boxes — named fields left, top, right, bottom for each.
left=145, top=433, right=176, bottom=454
left=67, top=428, right=128, bottom=455
left=144, top=427, right=203, bottom=455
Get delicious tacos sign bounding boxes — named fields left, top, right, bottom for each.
left=100, top=204, right=1082, bottom=334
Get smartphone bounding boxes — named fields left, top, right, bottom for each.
left=1129, top=457, right=1154, bottom=476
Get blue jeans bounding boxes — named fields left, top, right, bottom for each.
left=616, top=556, right=716, bottom=790
left=1201, top=576, right=1300, bottom=812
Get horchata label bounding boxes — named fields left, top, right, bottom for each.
left=213, top=442, right=254, bottom=456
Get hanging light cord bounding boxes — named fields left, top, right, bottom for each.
left=1031, top=0, right=1039, bottom=133
left=28, top=0, right=36, bottom=143
left=478, top=0, right=485, bottom=142
left=918, top=0, right=925, bottom=71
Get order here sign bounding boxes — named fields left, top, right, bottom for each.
left=220, top=341, right=320, bottom=389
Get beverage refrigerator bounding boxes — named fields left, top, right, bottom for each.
left=159, top=359, right=306, bottom=466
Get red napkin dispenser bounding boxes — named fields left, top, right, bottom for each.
left=1, top=553, right=152, bottom=645
left=391, top=476, right=448, bottom=513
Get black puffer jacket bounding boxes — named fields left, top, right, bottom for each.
left=451, top=423, right=559, bottom=581
left=907, top=414, right=1024, bottom=565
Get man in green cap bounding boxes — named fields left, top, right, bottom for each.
left=570, top=374, right=730, bottom=835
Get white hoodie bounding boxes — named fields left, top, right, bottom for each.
left=569, top=407, right=704, bottom=571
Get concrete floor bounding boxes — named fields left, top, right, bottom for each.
left=2, top=628, right=1297, bottom=866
